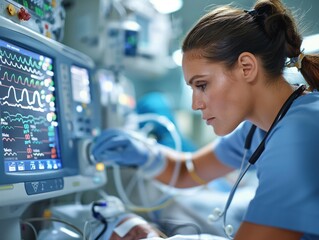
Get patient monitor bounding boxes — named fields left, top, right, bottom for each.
left=0, top=15, right=106, bottom=239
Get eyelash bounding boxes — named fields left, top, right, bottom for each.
left=196, top=83, right=207, bottom=92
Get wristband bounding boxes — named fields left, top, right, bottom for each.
left=185, top=153, right=207, bottom=185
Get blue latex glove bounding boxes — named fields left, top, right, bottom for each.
left=91, top=128, right=166, bottom=177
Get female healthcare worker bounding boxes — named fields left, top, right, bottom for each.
left=91, top=0, right=319, bottom=239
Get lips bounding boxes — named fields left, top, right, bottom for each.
left=204, top=117, right=215, bottom=125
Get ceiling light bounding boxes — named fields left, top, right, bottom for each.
left=150, top=0, right=183, bottom=14
left=301, top=33, right=319, bottom=53
left=172, top=49, right=182, bottom=66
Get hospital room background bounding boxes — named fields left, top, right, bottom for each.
left=0, top=0, right=318, bottom=239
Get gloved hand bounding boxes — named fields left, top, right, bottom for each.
left=91, top=128, right=166, bottom=178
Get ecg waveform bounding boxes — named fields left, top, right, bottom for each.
left=1, top=71, right=44, bottom=88
left=2, top=137, right=15, bottom=141
left=0, top=39, right=59, bottom=166
left=2, top=111, right=47, bottom=125
left=0, top=49, right=41, bottom=69
left=0, top=85, right=45, bottom=111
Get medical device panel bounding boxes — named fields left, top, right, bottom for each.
left=0, top=15, right=104, bottom=207
left=0, top=0, right=65, bottom=41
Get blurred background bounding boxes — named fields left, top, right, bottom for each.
left=62, top=0, right=319, bottom=147
left=1, top=1, right=319, bottom=239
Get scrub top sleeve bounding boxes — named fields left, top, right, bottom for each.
left=214, top=121, right=254, bottom=169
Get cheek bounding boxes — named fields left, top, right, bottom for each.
left=205, top=87, right=249, bottom=135
left=205, top=77, right=246, bottom=112
left=204, top=87, right=228, bottom=111
left=204, top=76, right=232, bottom=107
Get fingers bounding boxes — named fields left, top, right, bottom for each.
left=93, top=136, right=130, bottom=154
left=90, top=128, right=149, bottom=166
left=93, top=128, right=128, bottom=146
left=92, top=128, right=131, bottom=154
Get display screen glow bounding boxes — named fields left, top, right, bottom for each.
left=71, top=65, right=91, bottom=104
left=0, top=39, right=62, bottom=173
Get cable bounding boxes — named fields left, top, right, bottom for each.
left=124, top=173, right=139, bottom=196
left=159, top=218, right=202, bottom=237
left=137, top=173, right=153, bottom=209
left=185, top=153, right=207, bottom=185
left=132, top=113, right=182, bottom=187
left=84, top=220, right=102, bottom=240
left=94, top=219, right=107, bottom=240
left=91, top=201, right=109, bottom=240
left=170, top=223, right=202, bottom=236
left=113, top=165, right=175, bottom=212
left=150, top=224, right=168, bottom=238
left=23, top=217, right=84, bottom=238
left=20, top=220, right=38, bottom=240
left=83, top=220, right=91, bottom=240
left=188, top=170, right=207, bottom=185
left=106, top=113, right=184, bottom=213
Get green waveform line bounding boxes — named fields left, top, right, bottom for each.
left=3, top=111, right=47, bottom=125
left=1, top=125, right=14, bottom=129
left=1, top=72, right=43, bottom=88
left=0, top=49, right=41, bottom=69
left=31, top=128, right=42, bottom=133
left=1, top=58, right=44, bottom=75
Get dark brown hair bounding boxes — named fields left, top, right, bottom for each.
left=182, top=0, right=319, bottom=90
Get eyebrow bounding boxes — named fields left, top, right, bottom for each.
left=188, top=75, right=206, bottom=85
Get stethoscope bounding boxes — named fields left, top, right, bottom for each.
left=207, top=84, right=306, bottom=239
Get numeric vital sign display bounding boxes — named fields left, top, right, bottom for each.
left=0, top=39, right=62, bottom=173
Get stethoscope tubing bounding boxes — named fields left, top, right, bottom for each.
left=216, top=85, right=306, bottom=239
left=222, top=162, right=252, bottom=229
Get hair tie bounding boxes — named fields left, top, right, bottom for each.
left=244, top=9, right=267, bottom=30
left=244, top=9, right=258, bottom=17
left=286, top=51, right=305, bottom=70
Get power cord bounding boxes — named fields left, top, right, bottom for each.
left=91, top=201, right=108, bottom=240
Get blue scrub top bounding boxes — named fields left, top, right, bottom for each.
left=214, top=92, right=319, bottom=239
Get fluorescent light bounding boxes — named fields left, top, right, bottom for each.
left=59, top=227, right=81, bottom=238
left=172, top=49, right=183, bottom=66
left=301, top=33, right=319, bottom=53
left=150, top=0, right=183, bottom=14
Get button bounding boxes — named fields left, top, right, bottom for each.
left=7, top=4, right=16, bottom=16
left=18, top=7, right=31, bottom=21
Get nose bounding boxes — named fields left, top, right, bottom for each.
left=192, top=93, right=205, bottom=111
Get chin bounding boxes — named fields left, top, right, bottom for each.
left=212, top=127, right=226, bottom=137
left=212, top=125, right=234, bottom=136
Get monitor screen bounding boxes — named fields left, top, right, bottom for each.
left=70, top=65, right=91, bottom=104
left=0, top=39, right=62, bottom=174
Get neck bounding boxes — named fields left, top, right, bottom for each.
left=249, top=79, right=296, bottom=131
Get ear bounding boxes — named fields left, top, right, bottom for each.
left=237, top=52, right=258, bottom=82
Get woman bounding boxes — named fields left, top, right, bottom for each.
left=92, top=0, right=319, bottom=239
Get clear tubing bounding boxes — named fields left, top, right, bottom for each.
left=111, top=113, right=183, bottom=212
left=112, top=165, right=174, bottom=212
left=132, top=113, right=182, bottom=187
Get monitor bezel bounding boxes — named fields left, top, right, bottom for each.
left=0, top=26, right=78, bottom=184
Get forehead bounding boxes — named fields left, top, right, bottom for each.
left=182, top=51, right=207, bottom=72
left=182, top=51, right=214, bottom=81
left=182, top=50, right=203, bottom=63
